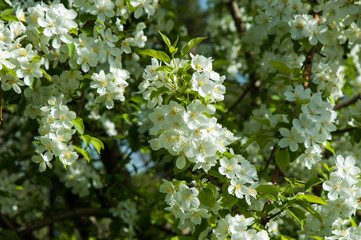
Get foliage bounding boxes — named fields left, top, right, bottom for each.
left=1, top=0, right=361, bottom=239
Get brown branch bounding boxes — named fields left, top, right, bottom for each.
left=333, top=127, right=357, bottom=134
left=0, top=78, right=3, bottom=127
left=259, top=144, right=278, bottom=180
left=77, top=91, right=86, bottom=117
left=271, top=165, right=280, bottom=186
left=18, top=208, right=109, bottom=236
left=0, top=212, right=16, bottom=231
left=333, top=93, right=361, bottom=111
left=227, top=1, right=245, bottom=34
left=302, top=12, right=319, bottom=88
left=227, top=82, right=253, bottom=113
left=205, top=171, right=222, bottom=189
left=302, top=46, right=316, bottom=86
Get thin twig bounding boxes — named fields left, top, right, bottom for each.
left=0, top=78, right=3, bottom=127
left=227, top=0, right=245, bottom=34
left=205, top=171, right=222, bottom=189
left=0, top=212, right=16, bottom=231
left=77, top=91, right=86, bottom=117
left=259, top=144, right=278, bottom=180
left=333, top=127, right=357, bottom=134
left=333, top=93, right=361, bottom=111
left=18, top=208, right=109, bottom=236
left=227, top=83, right=253, bottom=113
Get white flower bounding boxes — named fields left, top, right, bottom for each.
left=89, top=0, right=115, bottom=22
left=32, top=154, right=53, bottom=172
left=219, top=157, right=241, bottom=179
left=278, top=127, right=304, bottom=152
left=192, top=71, right=213, bottom=98
left=323, top=172, right=351, bottom=200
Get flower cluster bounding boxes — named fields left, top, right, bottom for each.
left=56, top=159, right=103, bottom=197
left=279, top=91, right=336, bottom=168
left=148, top=100, right=237, bottom=170
left=90, top=69, right=129, bottom=109
left=213, top=214, right=269, bottom=240
left=160, top=180, right=213, bottom=232
left=111, top=199, right=138, bottom=234
left=220, top=154, right=259, bottom=205
left=32, top=95, right=78, bottom=170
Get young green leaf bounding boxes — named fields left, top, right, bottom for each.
left=139, top=49, right=171, bottom=63
left=74, top=146, right=91, bottom=162
left=287, top=207, right=306, bottom=229
left=181, top=37, right=208, bottom=56
left=270, top=61, right=292, bottom=76
left=198, top=188, right=216, bottom=208
left=297, top=194, right=327, bottom=205
left=90, top=137, right=104, bottom=154
left=275, top=148, right=290, bottom=173
left=72, top=117, right=85, bottom=135
left=158, top=31, right=171, bottom=48
left=67, top=43, right=75, bottom=57
left=80, top=134, right=92, bottom=146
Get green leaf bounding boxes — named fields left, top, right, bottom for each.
left=67, top=43, right=75, bottom=57
left=322, top=141, right=335, bottom=155
left=40, top=68, right=52, bottom=81
left=74, top=146, right=91, bottom=162
left=250, top=116, right=270, bottom=127
left=158, top=31, right=171, bottom=48
left=2, top=65, right=17, bottom=78
left=270, top=61, right=292, bottom=76
left=304, top=177, right=323, bottom=191
left=90, top=137, right=104, bottom=154
left=221, top=192, right=238, bottom=208
left=139, top=49, right=170, bottom=63
left=72, top=117, right=85, bottom=135
left=149, top=86, right=170, bottom=100
left=256, top=184, right=278, bottom=200
left=174, top=160, right=190, bottom=175
left=310, top=237, right=324, bottom=240
left=198, top=188, right=216, bottom=208
left=31, top=55, right=42, bottom=62
left=0, top=229, right=21, bottom=240
left=223, top=151, right=235, bottom=159
left=80, top=134, right=91, bottom=146
left=297, top=194, right=327, bottom=205
left=69, top=28, right=78, bottom=36
left=275, top=148, right=290, bottom=173
left=295, top=200, right=323, bottom=223
left=169, top=46, right=178, bottom=56
left=156, top=66, right=173, bottom=73
left=287, top=207, right=306, bottom=229
left=181, top=37, right=208, bottom=56
left=1, top=8, right=19, bottom=22
left=299, top=38, right=314, bottom=51
left=350, top=217, right=357, bottom=227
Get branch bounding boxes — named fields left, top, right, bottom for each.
left=0, top=78, right=3, bottom=127
left=333, top=93, right=361, bottom=111
left=0, top=212, right=16, bottom=231
left=18, top=208, right=109, bottom=236
left=227, top=0, right=245, bottom=34
left=302, top=46, right=316, bottom=86
left=333, top=127, right=357, bottom=134
left=271, top=165, right=280, bottom=186
left=227, top=82, right=253, bottom=113
left=259, top=144, right=278, bottom=180
left=302, top=12, right=319, bottom=88
left=205, top=171, right=222, bottom=189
